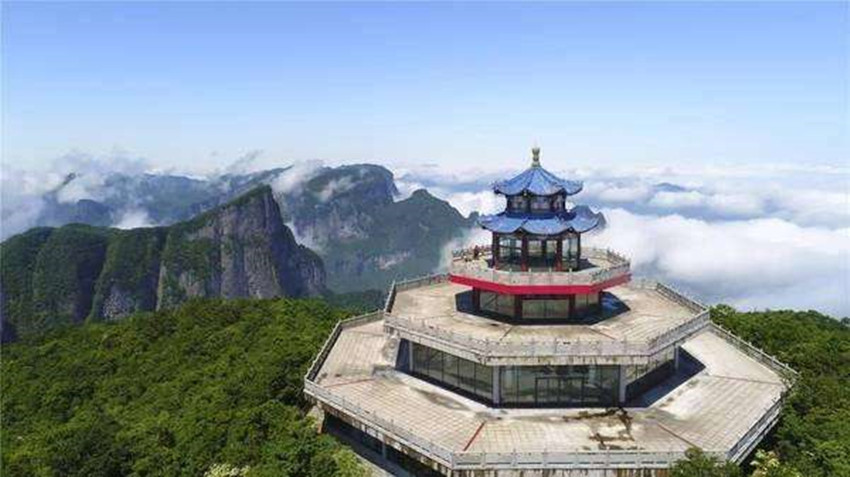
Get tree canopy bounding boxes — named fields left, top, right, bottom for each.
left=2, top=298, right=847, bottom=476
left=1, top=298, right=367, bottom=477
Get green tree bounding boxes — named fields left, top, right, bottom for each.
left=670, top=448, right=742, bottom=477
left=712, top=306, right=850, bottom=477
left=1, top=298, right=366, bottom=476
left=751, top=450, right=801, bottom=477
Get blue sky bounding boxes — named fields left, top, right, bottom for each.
left=3, top=2, right=847, bottom=171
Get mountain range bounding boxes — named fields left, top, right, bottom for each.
left=0, top=164, right=476, bottom=340
left=0, top=186, right=325, bottom=341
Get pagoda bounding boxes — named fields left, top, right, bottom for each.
left=305, top=148, right=794, bottom=476
left=454, top=146, right=624, bottom=323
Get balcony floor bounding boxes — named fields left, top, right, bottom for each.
left=311, top=319, right=786, bottom=461
left=390, top=280, right=697, bottom=345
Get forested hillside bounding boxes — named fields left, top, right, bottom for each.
left=2, top=300, right=846, bottom=476
left=0, top=186, right=325, bottom=342
left=7, top=163, right=477, bottom=294
left=712, top=306, right=850, bottom=477
left=1, top=298, right=367, bottom=477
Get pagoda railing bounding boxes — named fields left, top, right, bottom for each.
left=385, top=310, right=710, bottom=363
left=308, top=276, right=789, bottom=471
left=450, top=448, right=715, bottom=470
left=383, top=274, right=710, bottom=362
left=450, top=246, right=630, bottom=287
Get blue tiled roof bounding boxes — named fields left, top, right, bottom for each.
left=493, top=165, right=583, bottom=196
left=478, top=206, right=605, bottom=235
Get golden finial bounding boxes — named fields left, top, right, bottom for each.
left=531, top=145, right=541, bottom=167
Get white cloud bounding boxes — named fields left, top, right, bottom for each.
left=435, top=227, right=491, bottom=272
left=582, top=182, right=653, bottom=203
left=113, top=209, right=156, bottom=229
left=410, top=160, right=849, bottom=316
left=586, top=209, right=850, bottom=317
left=270, top=160, right=324, bottom=196
left=283, top=220, right=324, bottom=253
left=648, top=190, right=706, bottom=210
left=316, top=176, right=355, bottom=202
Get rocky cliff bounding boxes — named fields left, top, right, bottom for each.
left=0, top=186, right=325, bottom=341
left=156, top=186, right=324, bottom=309
left=10, top=163, right=475, bottom=294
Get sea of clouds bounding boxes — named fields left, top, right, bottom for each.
left=2, top=153, right=847, bottom=317
left=396, top=161, right=849, bottom=318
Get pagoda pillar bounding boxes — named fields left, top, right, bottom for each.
left=555, top=238, right=563, bottom=271
left=576, top=234, right=582, bottom=266
left=492, top=234, right=500, bottom=268
left=521, top=236, right=529, bottom=271
left=541, top=240, right=547, bottom=268
left=514, top=295, right=522, bottom=319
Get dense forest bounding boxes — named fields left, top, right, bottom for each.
left=1, top=299, right=847, bottom=476
left=1, top=298, right=369, bottom=477
left=710, top=306, right=850, bottom=477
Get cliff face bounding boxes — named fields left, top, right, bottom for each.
left=157, top=186, right=324, bottom=309
left=276, top=164, right=398, bottom=247
left=10, top=163, right=476, bottom=295
left=0, top=186, right=325, bottom=341
left=90, top=227, right=168, bottom=321
left=318, top=188, right=475, bottom=292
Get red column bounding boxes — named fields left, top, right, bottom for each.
left=555, top=238, right=563, bottom=271
left=541, top=240, right=547, bottom=267
left=492, top=234, right=500, bottom=268
left=521, top=236, right=529, bottom=271
left=576, top=234, right=582, bottom=266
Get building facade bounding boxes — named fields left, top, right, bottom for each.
left=305, top=149, right=795, bottom=476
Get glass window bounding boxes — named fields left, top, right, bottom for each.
left=412, top=342, right=428, bottom=373
left=458, top=358, right=476, bottom=394
left=498, top=364, right=620, bottom=406
left=443, top=353, right=460, bottom=387
left=500, top=367, right=518, bottom=403
left=575, top=293, right=589, bottom=311
left=516, top=367, right=536, bottom=404
left=510, top=196, right=528, bottom=212
left=481, top=291, right=497, bottom=315
left=495, top=293, right=515, bottom=317
left=482, top=291, right=515, bottom=318
left=553, top=195, right=565, bottom=211
left=531, top=197, right=550, bottom=213
left=563, top=234, right=579, bottom=269
left=410, top=343, right=496, bottom=403
left=528, top=239, right=542, bottom=258
left=523, top=299, right=545, bottom=320
left=425, top=346, right=443, bottom=380
left=544, top=240, right=557, bottom=264
left=522, top=297, right=569, bottom=320
left=413, top=344, right=623, bottom=408
left=498, top=235, right=522, bottom=267
left=474, top=363, right=493, bottom=399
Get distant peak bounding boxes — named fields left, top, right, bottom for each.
left=410, top=188, right=433, bottom=199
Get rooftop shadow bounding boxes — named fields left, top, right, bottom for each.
left=453, top=290, right=631, bottom=326
left=625, top=349, right=706, bottom=408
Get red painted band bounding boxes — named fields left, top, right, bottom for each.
left=449, top=273, right=631, bottom=295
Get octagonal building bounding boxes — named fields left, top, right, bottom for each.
left=305, top=148, right=795, bottom=477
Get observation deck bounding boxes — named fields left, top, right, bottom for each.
left=449, top=246, right=631, bottom=295
left=305, top=307, right=793, bottom=475
left=384, top=275, right=708, bottom=366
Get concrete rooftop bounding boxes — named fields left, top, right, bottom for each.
left=308, top=316, right=788, bottom=469
left=385, top=279, right=709, bottom=365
